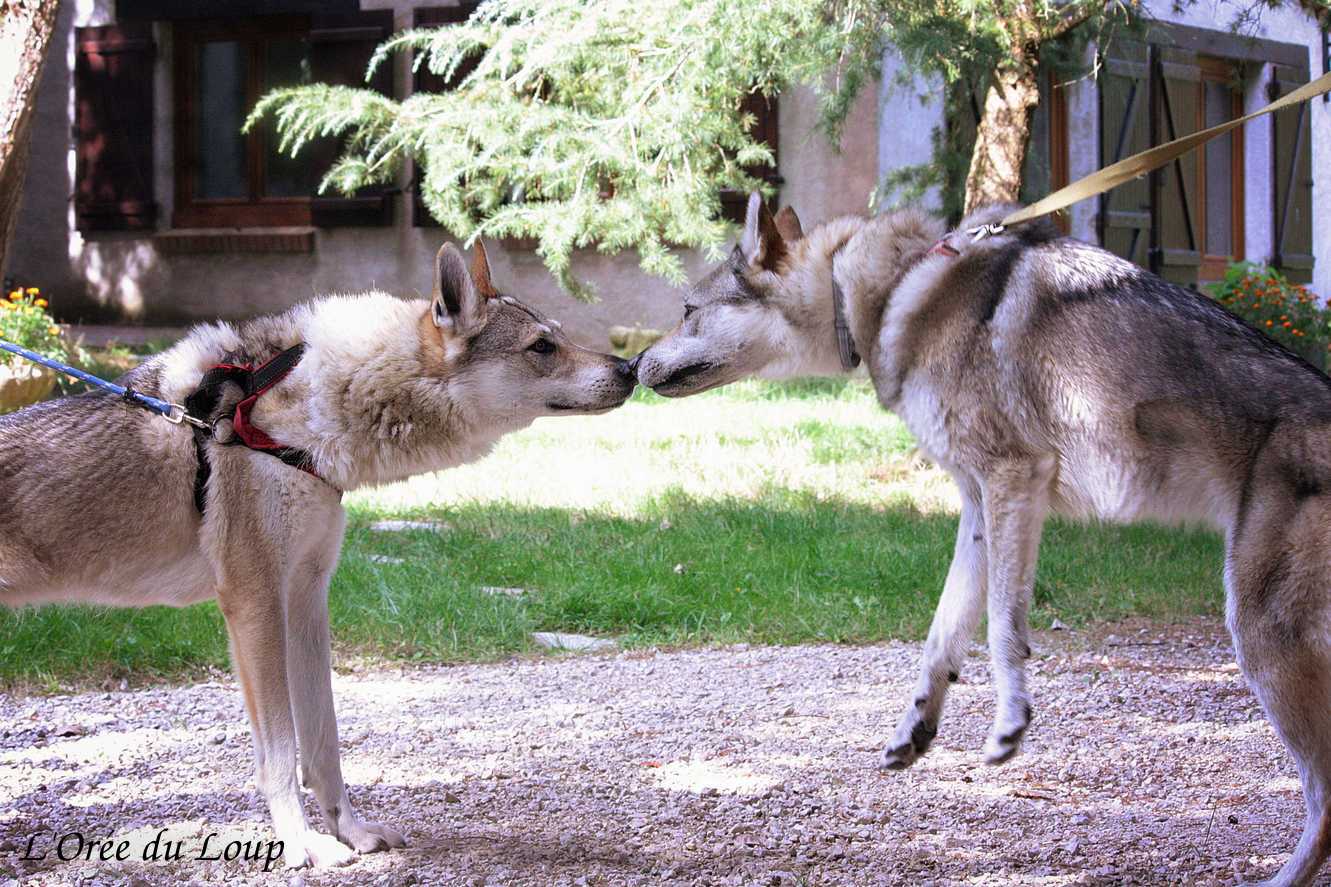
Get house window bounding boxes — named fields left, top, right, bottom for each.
left=173, top=18, right=320, bottom=227
left=412, top=3, right=482, bottom=228
left=170, top=11, right=394, bottom=230
left=1198, top=57, right=1244, bottom=280
left=1099, top=24, right=1309, bottom=287
left=1020, top=70, right=1071, bottom=232
left=720, top=91, right=780, bottom=223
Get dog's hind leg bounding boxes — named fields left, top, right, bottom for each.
left=978, top=455, right=1054, bottom=765
left=881, top=479, right=987, bottom=770
left=1228, top=483, right=1331, bottom=887
left=287, top=526, right=406, bottom=855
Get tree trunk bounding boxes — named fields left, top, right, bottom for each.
left=963, top=50, right=1041, bottom=214
left=0, top=0, right=61, bottom=279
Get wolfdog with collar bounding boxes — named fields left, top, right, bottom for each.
left=0, top=242, right=636, bottom=868
left=636, top=192, right=1331, bottom=886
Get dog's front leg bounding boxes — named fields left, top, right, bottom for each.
left=881, top=480, right=987, bottom=770
left=215, top=566, right=356, bottom=869
left=978, top=455, right=1054, bottom=765
left=287, top=545, right=406, bottom=855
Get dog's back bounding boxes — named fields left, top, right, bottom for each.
left=0, top=358, right=215, bottom=607
left=912, top=221, right=1331, bottom=529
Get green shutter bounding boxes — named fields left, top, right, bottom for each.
left=1151, top=47, right=1202, bottom=284
left=1271, top=65, right=1314, bottom=284
left=1097, top=40, right=1151, bottom=266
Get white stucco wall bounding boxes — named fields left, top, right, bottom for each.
left=4, top=1, right=882, bottom=346
left=876, top=51, right=944, bottom=211
left=1063, top=45, right=1101, bottom=243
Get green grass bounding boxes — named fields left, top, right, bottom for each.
left=0, top=378, right=1226, bottom=686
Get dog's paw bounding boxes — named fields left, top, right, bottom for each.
left=878, top=715, right=937, bottom=771
left=337, top=818, right=407, bottom=854
left=284, top=830, right=357, bottom=869
left=983, top=702, right=1032, bottom=765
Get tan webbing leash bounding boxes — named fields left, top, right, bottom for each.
left=969, top=69, right=1331, bottom=239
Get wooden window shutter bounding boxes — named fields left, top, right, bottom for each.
left=308, top=9, right=395, bottom=227
left=1097, top=40, right=1151, bottom=265
left=74, top=24, right=157, bottom=232
left=412, top=3, right=481, bottom=228
left=1271, top=64, right=1314, bottom=283
left=1150, top=46, right=1202, bottom=284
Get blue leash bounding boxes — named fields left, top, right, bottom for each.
left=0, top=338, right=206, bottom=428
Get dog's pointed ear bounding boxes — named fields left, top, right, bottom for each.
left=739, top=191, right=787, bottom=272
left=774, top=205, right=803, bottom=243
left=471, top=239, right=498, bottom=300
left=431, top=242, right=487, bottom=336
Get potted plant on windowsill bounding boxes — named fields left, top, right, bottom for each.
left=0, top=286, right=64, bottom=414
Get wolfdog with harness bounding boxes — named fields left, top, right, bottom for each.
left=0, top=242, right=636, bottom=868
left=636, top=193, right=1331, bottom=886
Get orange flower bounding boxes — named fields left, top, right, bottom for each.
left=34, top=298, right=47, bottom=308
left=1266, top=320, right=1274, bottom=327
left=25, top=287, right=38, bottom=296
left=1283, top=321, right=1292, bottom=328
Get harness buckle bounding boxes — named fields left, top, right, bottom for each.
left=967, top=223, right=1006, bottom=241
left=165, top=403, right=211, bottom=431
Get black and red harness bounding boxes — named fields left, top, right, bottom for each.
left=183, top=343, right=336, bottom=514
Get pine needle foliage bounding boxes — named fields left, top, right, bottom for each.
left=248, top=0, right=1312, bottom=297
left=248, top=0, right=880, bottom=298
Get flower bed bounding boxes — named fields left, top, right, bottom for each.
left=0, top=286, right=65, bottom=413
left=1208, top=264, right=1328, bottom=370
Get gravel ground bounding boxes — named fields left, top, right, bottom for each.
left=0, top=619, right=1318, bottom=886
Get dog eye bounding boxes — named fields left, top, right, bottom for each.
left=683, top=304, right=697, bottom=318
left=528, top=339, right=555, bottom=355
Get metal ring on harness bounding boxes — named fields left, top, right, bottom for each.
left=184, top=343, right=337, bottom=515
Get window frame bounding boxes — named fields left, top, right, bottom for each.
left=172, top=15, right=314, bottom=229
left=1196, top=56, right=1245, bottom=281
left=411, top=3, right=482, bottom=228
left=720, top=91, right=780, bottom=223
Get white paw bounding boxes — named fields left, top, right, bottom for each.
left=284, top=830, right=357, bottom=869
left=878, top=711, right=937, bottom=771
left=338, top=818, right=407, bottom=854
left=983, top=701, right=1032, bottom=765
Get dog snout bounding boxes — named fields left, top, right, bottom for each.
left=612, top=355, right=638, bottom=386
left=633, top=352, right=669, bottom=389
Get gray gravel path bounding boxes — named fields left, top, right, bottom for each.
left=0, top=620, right=1318, bottom=886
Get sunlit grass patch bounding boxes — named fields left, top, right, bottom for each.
left=0, top=377, right=1226, bottom=687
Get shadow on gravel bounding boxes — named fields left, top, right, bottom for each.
left=0, top=625, right=1295, bottom=886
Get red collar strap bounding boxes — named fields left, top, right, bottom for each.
left=184, top=344, right=339, bottom=514
left=927, top=236, right=960, bottom=258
